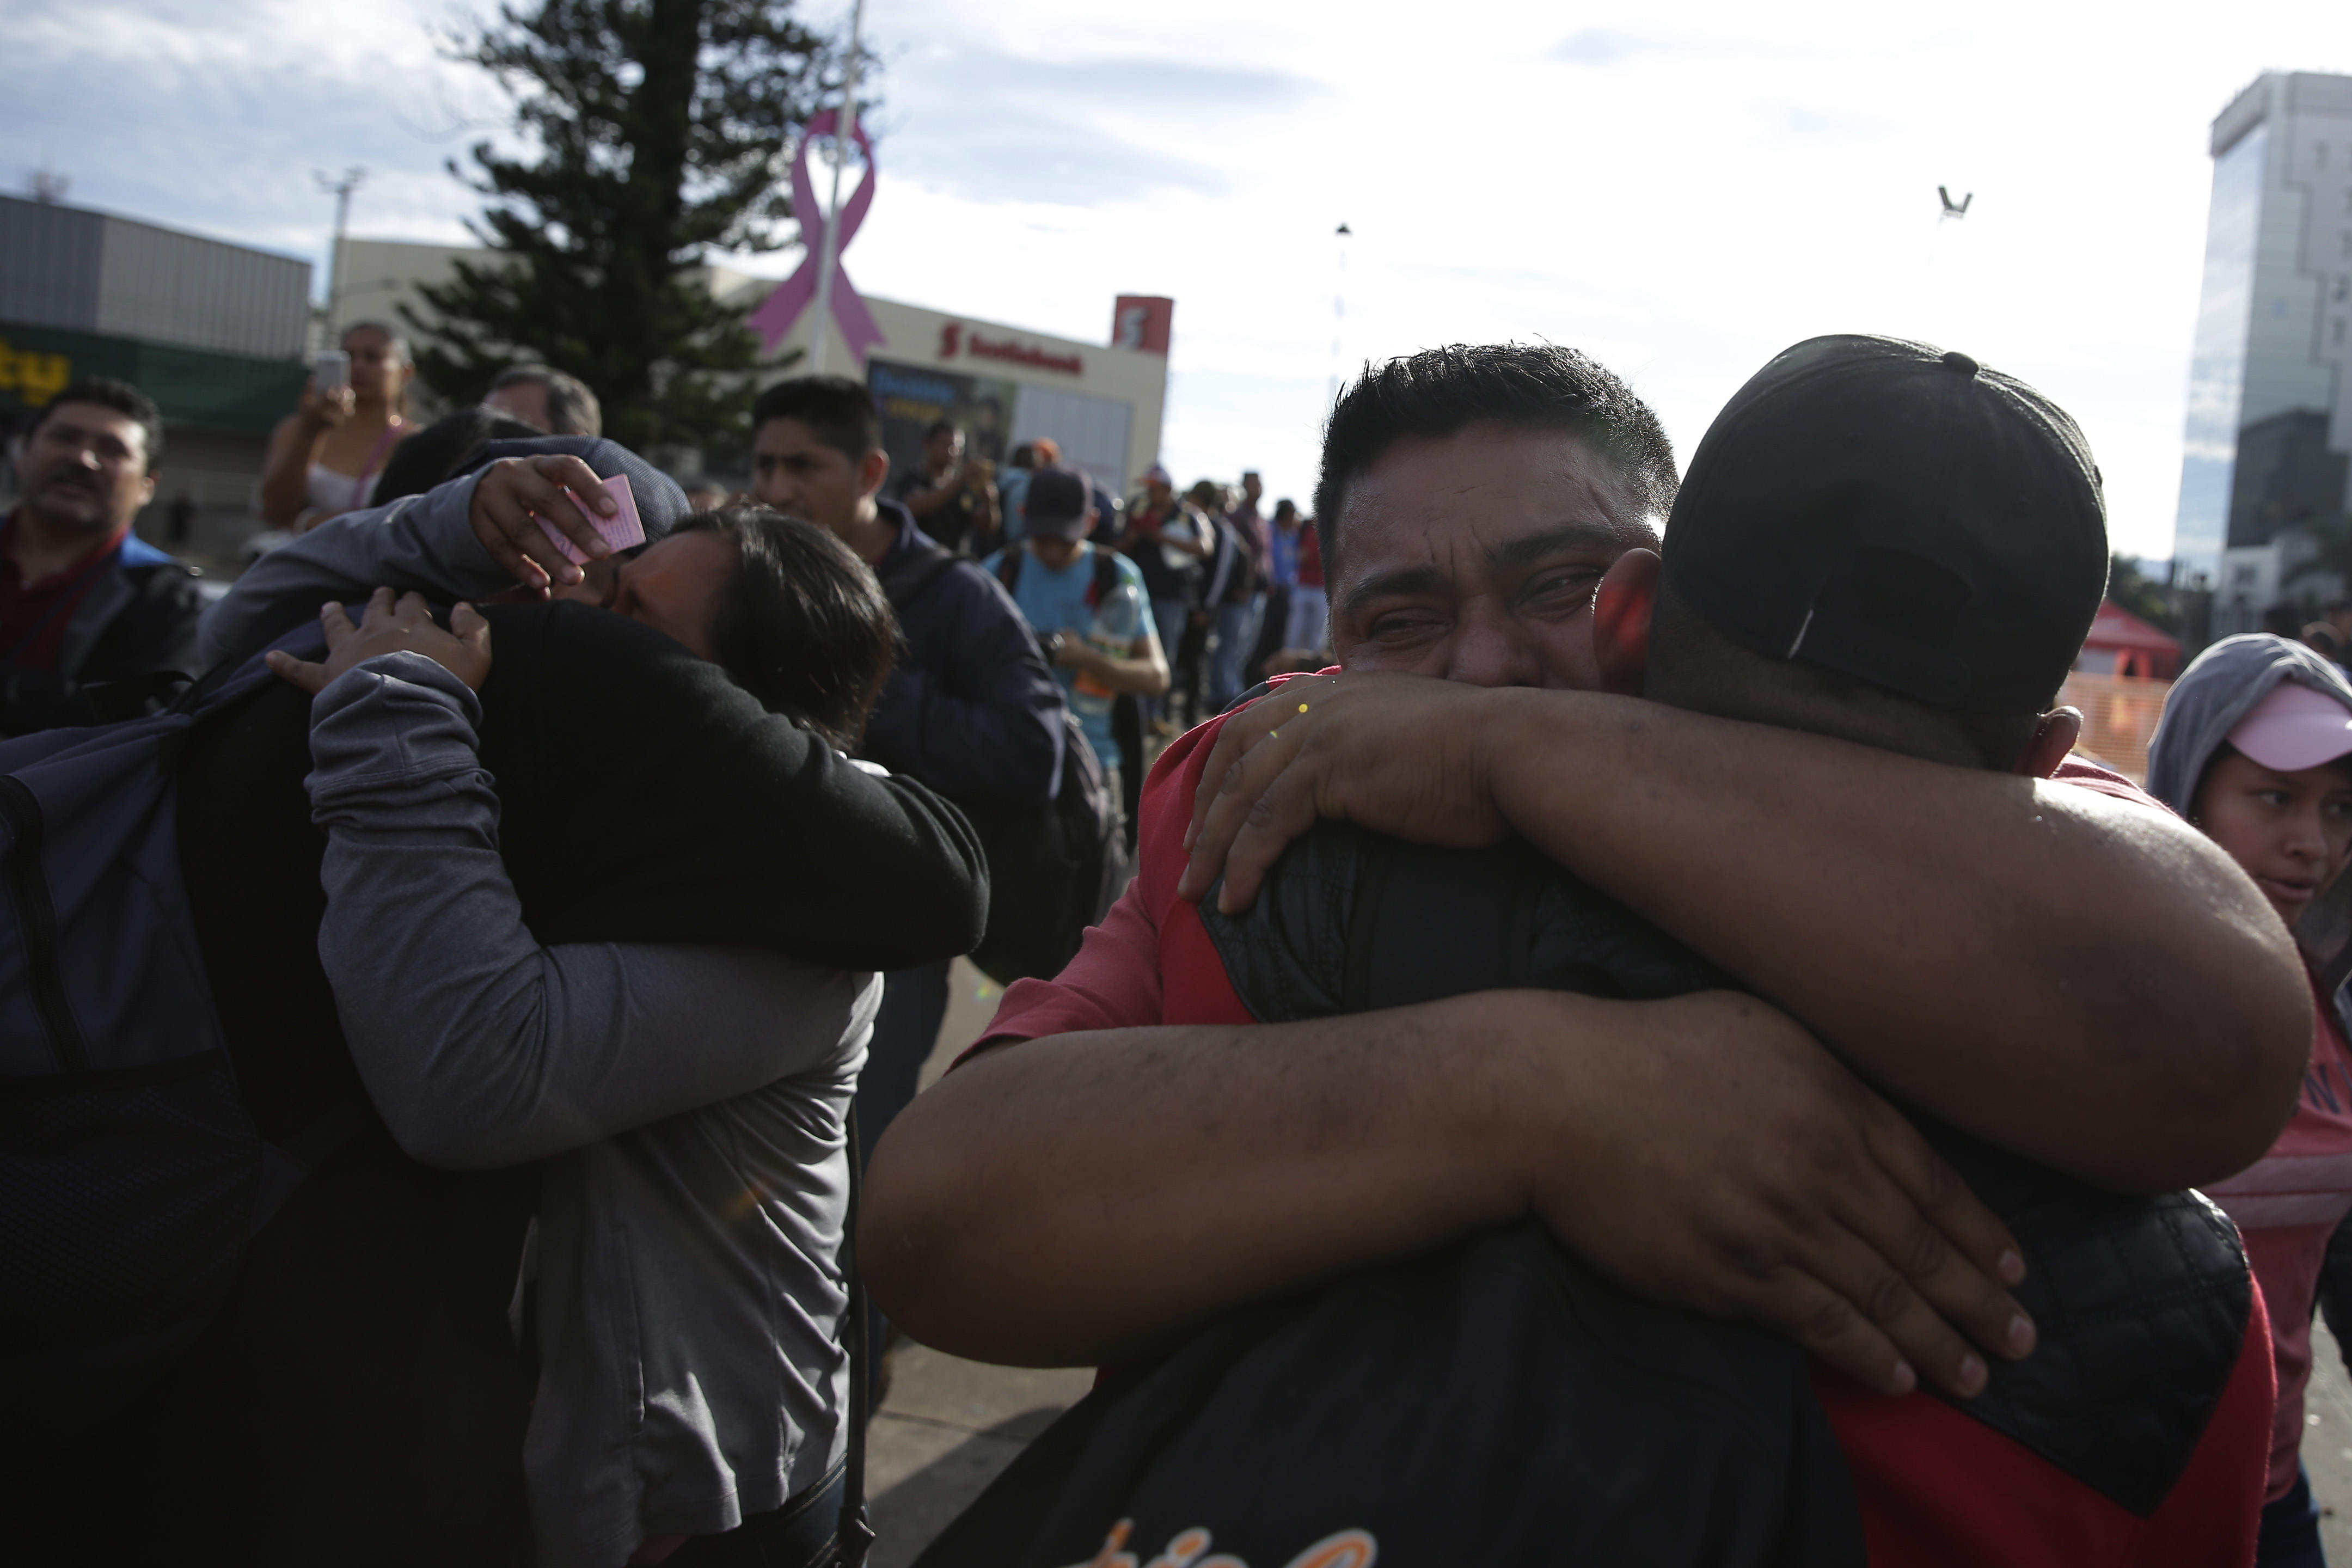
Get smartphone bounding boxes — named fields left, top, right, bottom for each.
left=313, top=350, right=350, bottom=392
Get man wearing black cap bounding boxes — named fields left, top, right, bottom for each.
left=866, top=339, right=2305, bottom=1561
left=983, top=465, right=1171, bottom=802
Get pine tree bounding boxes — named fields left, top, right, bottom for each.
left=407, top=0, right=852, bottom=456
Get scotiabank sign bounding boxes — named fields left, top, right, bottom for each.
left=935, top=321, right=1083, bottom=377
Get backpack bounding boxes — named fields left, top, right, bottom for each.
left=0, top=632, right=370, bottom=1467
left=881, top=546, right=1122, bottom=985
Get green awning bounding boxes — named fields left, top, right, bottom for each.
left=0, top=320, right=307, bottom=436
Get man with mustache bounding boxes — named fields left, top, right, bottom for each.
left=1, top=378, right=204, bottom=734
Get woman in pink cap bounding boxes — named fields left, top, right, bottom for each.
left=2148, top=633, right=2352, bottom=1567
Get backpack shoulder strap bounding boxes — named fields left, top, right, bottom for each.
left=995, top=550, right=1024, bottom=596
left=1086, top=547, right=1122, bottom=609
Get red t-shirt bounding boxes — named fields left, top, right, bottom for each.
left=970, top=685, right=2275, bottom=1567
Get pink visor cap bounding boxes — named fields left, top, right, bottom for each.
left=2227, top=681, right=2352, bottom=773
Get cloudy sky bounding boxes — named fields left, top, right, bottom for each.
left=6, top=0, right=2347, bottom=559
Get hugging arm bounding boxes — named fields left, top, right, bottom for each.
left=305, top=648, right=881, bottom=1169
left=1185, top=676, right=2312, bottom=1193
left=868, top=973, right=2030, bottom=1398
left=201, top=456, right=619, bottom=670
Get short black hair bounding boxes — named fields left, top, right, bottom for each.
left=751, top=376, right=881, bottom=464
left=924, top=419, right=959, bottom=443
left=672, top=505, right=896, bottom=748
left=37, top=379, right=164, bottom=473
left=1313, top=343, right=1677, bottom=573
left=372, top=408, right=547, bottom=505
left=489, top=363, right=603, bottom=437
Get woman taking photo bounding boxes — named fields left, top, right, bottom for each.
left=2147, top=633, right=2352, bottom=1568
left=260, top=320, right=413, bottom=529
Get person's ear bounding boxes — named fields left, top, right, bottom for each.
left=859, top=449, right=889, bottom=500
left=2015, top=707, right=2083, bottom=779
left=1592, top=548, right=1659, bottom=696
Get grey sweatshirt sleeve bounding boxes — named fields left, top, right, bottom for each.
left=199, top=470, right=517, bottom=668
left=304, top=648, right=879, bottom=1170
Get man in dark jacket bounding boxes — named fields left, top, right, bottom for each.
left=1, top=378, right=204, bottom=734
left=750, top=375, right=1066, bottom=1164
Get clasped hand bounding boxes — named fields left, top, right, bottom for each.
left=1180, top=671, right=1508, bottom=911
left=266, top=587, right=493, bottom=695
left=1514, top=988, right=2033, bottom=1401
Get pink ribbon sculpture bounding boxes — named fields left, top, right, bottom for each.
left=749, top=108, right=885, bottom=359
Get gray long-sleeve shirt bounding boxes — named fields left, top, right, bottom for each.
left=198, top=470, right=522, bottom=670
left=307, top=650, right=876, bottom=1567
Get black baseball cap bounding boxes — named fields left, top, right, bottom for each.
left=1659, top=334, right=2108, bottom=715
left=1023, top=465, right=1096, bottom=540
left=479, top=435, right=692, bottom=543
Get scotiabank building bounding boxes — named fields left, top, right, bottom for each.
left=780, top=290, right=1173, bottom=503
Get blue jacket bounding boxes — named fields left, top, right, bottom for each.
left=863, top=500, right=1065, bottom=808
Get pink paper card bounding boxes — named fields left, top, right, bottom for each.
left=535, top=473, right=646, bottom=566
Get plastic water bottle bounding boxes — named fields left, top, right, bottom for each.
left=1069, top=573, right=1144, bottom=729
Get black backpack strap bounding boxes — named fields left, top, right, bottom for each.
left=996, top=550, right=1024, bottom=596
left=1086, top=548, right=1120, bottom=611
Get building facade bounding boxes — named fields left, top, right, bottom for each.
left=332, top=237, right=1172, bottom=500
left=2173, top=71, right=2352, bottom=635
left=0, top=194, right=310, bottom=512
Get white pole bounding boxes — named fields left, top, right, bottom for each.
left=315, top=167, right=365, bottom=324
left=807, top=0, right=865, bottom=375
left=1330, top=222, right=1350, bottom=412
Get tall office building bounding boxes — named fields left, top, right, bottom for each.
left=2172, top=71, right=2352, bottom=632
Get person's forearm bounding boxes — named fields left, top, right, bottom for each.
left=1481, top=688, right=2310, bottom=1191
left=1070, top=647, right=1168, bottom=697
left=1099, top=654, right=1169, bottom=697
left=201, top=471, right=505, bottom=667
left=862, top=996, right=1532, bottom=1366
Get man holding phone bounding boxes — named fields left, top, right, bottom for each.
left=0, top=376, right=204, bottom=735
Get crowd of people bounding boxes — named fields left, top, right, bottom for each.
left=4, top=321, right=2352, bottom=1568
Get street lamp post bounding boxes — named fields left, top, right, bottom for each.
left=315, top=167, right=367, bottom=326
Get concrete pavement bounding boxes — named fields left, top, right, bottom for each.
left=861, top=959, right=1094, bottom=1567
